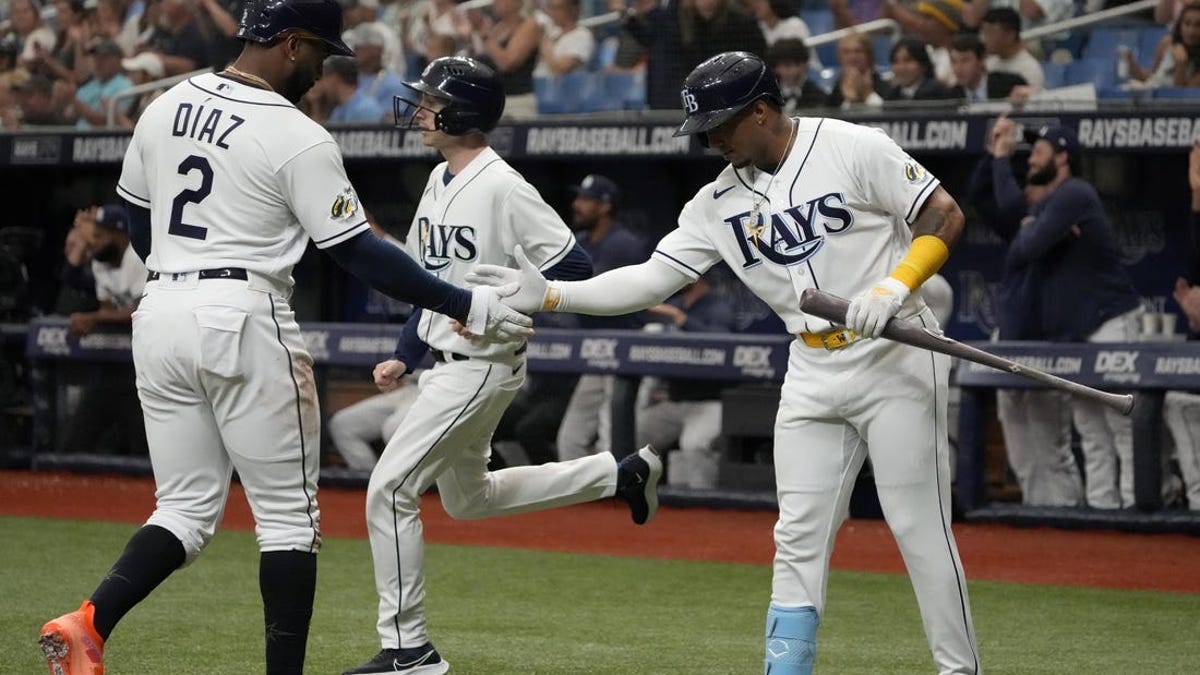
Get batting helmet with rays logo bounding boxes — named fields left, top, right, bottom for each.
left=673, top=51, right=783, bottom=148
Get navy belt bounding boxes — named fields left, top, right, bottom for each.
left=431, top=343, right=527, bottom=363
left=147, top=268, right=248, bottom=281
left=431, top=349, right=470, bottom=363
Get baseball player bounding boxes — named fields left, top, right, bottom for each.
left=340, top=56, right=663, bottom=675
left=470, top=51, right=981, bottom=674
left=37, top=3, right=532, bottom=674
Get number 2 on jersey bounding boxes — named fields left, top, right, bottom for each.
left=169, top=154, right=212, bottom=240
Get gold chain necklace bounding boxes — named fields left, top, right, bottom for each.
left=745, top=119, right=798, bottom=247
left=222, top=64, right=274, bottom=92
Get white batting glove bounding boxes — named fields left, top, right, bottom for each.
left=845, top=277, right=909, bottom=338
left=464, top=285, right=535, bottom=343
left=464, top=245, right=553, bottom=315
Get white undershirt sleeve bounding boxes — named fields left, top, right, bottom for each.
left=550, top=258, right=693, bottom=315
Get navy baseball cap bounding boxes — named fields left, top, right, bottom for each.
left=94, top=203, right=129, bottom=233
left=572, top=174, right=621, bottom=207
left=1024, top=125, right=1080, bottom=156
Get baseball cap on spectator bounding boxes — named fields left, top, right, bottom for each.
left=572, top=174, right=621, bottom=208
left=917, top=0, right=965, bottom=32
left=89, top=38, right=123, bottom=58
left=1024, top=125, right=1080, bottom=155
left=94, top=204, right=130, bottom=234
left=121, top=52, right=165, bottom=79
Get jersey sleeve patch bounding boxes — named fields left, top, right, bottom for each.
left=329, top=187, right=360, bottom=221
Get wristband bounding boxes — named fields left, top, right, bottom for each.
left=889, top=235, right=949, bottom=291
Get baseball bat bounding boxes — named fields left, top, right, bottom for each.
left=799, top=288, right=1135, bottom=415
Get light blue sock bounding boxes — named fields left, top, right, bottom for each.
left=764, top=604, right=818, bottom=675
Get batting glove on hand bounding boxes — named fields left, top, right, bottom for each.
left=464, top=284, right=535, bottom=343
left=845, top=277, right=909, bottom=338
left=464, top=245, right=552, bottom=315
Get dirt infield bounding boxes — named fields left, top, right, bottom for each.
left=2, top=470, right=1197, bottom=594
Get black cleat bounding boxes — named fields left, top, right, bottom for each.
left=615, top=445, right=663, bottom=525
left=342, top=644, right=450, bottom=674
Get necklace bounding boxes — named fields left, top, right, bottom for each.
left=745, top=119, right=798, bottom=247
left=222, top=64, right=274, bottom=92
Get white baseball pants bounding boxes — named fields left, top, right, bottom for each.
left=365, top=357, right=618, bottom=649
left=1163, top=391, right=1200, bottom=510
left=771, top=310, right=980, bottom=675
left=636, top=399, right=723, bottom=489
left=1072, top=307, right=1142, bottom=508
left=328, top=384, right=421, bottom=470
left=132, top=274, right=321, bottom=562
left=555, top=374, right=613, bottom=460
left=996, top=389, right=1082, bottom=506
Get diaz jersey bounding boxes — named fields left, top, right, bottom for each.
left=408, top=147, right=574, bottom=358
left=117, top=72, right=370, bottom=287
left=654, top=117, right=939, bottom=334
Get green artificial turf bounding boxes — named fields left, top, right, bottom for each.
left=2, top=516, right=1197, bottom=674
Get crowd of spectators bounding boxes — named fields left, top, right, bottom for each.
left=3, top=0, right=1200, bottom=130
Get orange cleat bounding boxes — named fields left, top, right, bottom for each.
left=39, top=601, right=105, bottom=675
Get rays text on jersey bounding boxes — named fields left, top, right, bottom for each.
left=417, top=217, right=478, bottom=271
left=172, top=102, right=245, bottom=150
left=725, top=192, right=854, bottom=268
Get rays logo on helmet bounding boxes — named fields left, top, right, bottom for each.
left=330, top=188, right=359, bottom=220
left=681, top=89, right=699, bottom=113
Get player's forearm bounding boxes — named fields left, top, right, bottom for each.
left=548, top=259, right=691, bottom=315
left=327, top=231, right=472, bottom=323
left=888, top=188, right=962, bottom=292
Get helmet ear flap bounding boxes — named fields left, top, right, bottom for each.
left=435, top=107, right=471, bottom=136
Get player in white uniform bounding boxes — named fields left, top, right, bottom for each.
left=470, top=52, right=981, bottom=675
left=341, top=56, right=663, bottom=675
left=37, top=4, right=532, bottom=675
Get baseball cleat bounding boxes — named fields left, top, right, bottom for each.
left=342, top=644, right=450, bottom=674
left=616, top=445, right=663, bottom=525
left=39, top=601, right=105, bottom=675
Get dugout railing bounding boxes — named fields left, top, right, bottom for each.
left=18, top=320, right=1200, bottom=533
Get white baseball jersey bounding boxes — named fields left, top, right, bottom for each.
left=652, top=117, right=937, bottom=335
left=406, top=146, right=575, bottom=357
left=117, top=72, right=370, bottom=287
left=92, top=245, right=147, bottom=308
left=365, top=146, right=615, bottom=653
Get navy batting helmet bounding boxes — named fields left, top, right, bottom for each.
left=673, top=51, right=783, bottom=145
left=394, top=56, right=505, bottom=136
left=237, top=0, right=353, bottom=57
